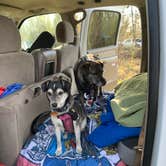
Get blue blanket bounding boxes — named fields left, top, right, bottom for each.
left=87, top=94, right=141, bottom=148
left=18, top=118, right=111, bottom=166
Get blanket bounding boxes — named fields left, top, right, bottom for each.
left=87, top=94, right=141, bottom=147
left=17, top=93, right=122, bottom=166
left=111, top=73, right=148, bottom=127
left=17, top=117, right=113, bottom=166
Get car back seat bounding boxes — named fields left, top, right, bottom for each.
left=0, top=15, right=48, bottom=165
left=0, top=79, right=51, bottom=166
left=0, top=16, right=34, bottom=86
left=56, top=21, right=79, bottom=71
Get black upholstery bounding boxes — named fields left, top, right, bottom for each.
left=28, top=31, right=55, bottom=53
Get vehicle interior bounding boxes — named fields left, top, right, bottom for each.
left=0, top=0, right=159, bottom=166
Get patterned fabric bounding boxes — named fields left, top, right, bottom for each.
left=17, top=93, right=123, bottom=166
left=17, top=118, right=111, bottom=166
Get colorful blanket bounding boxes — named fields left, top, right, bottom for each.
left=17, top=93, right=119, bottom=166
left=17, top=118, right=111, bottom=166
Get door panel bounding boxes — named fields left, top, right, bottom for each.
left=88, top=47, right=118, bottom=91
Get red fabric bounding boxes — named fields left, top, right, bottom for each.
left=0, top=164, right=5, bottom=166
left=17, top=156, right=39, bottom=166
left=70, top=139, right=76, bottom=148
left=116, top=160, right=127, bottom=166
left=58, top=114, right=74, bottom=133
left=0, top=87, right=6, bottom=95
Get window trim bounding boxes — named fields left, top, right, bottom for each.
left=142, top=0, right=160, bottom=165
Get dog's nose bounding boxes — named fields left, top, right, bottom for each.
left=52, top=103, right=57, bottom=108
left=97, top=78, right=106, bottom=86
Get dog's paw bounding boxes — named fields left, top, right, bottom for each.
left=63, top=132, right=68, bottom=139
left=76, top=146, right=82, bottom=154
left=55, top=148, right=62, bottom=156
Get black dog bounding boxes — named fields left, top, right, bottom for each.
left=74, top=55, right=106, bottom=100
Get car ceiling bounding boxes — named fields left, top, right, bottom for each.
left=0, top=0, right=145, bottom=21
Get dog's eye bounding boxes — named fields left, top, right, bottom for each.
left=58, top=91, right=63, bottom=95
left=47, top=92, right=52, bottom=96
left=47, top=89, right=53, bottom=96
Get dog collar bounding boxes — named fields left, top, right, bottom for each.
left=50, top=96, right=74, bottom=116
left=50, top=103, right=70, bottom=116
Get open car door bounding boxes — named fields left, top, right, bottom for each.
left=80, top=7, right=121, bottom=90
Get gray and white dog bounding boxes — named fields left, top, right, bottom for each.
left=41, top=74, right=87, bottom=155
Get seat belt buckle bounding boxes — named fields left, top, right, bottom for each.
left=134, top=145, right=143, bottom=152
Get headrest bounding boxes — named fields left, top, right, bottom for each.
left=56, top=21, right=74, bottom=43
left=28, top=31, right=55, bottom=53
left=0, top=16, right=21, bottom=53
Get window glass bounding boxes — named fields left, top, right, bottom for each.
left=117, top=6, right=142, bottom=83
left=87, top=11, right=120, bottom=50
left=19, top=13, right=62, bottom=50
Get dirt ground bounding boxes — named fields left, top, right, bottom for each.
left=118, top=47, right=141, bottom=83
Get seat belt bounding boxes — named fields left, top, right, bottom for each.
left=134, top=125, right=144, bottom=166
left=134, top=108, right=148, bottom=166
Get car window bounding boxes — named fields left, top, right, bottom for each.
left=19, top=13, right=62, bottom=50
left=117, top=6, right=142, bottom=84
left=87, top=11, right=120, bottom=50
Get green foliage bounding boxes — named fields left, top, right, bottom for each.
left=119, top=6, right=142, bottom=42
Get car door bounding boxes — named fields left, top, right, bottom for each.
left=80, top=7, right=121, bottom=90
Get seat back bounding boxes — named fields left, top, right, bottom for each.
left=56, top=21, right=79, bottom=71
left=0, top=15, right=36, bottom=165
left=32, top=48, right=58, bottom=82
left=0, top=16, right=35, bottom=86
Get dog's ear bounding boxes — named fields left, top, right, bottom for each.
left=41, top=80, right=51, bottom=92
left=99, top=61, right=104, bottom=68
left=60, top=79, right=71, bottom=92
left=89, top=62, right=96, bottom=72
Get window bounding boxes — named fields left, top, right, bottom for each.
left=118, top=6, right=142, bottom=83
left=19, top=13, right=62, bottom=50
left=87, top=11, right=120, bottom=50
